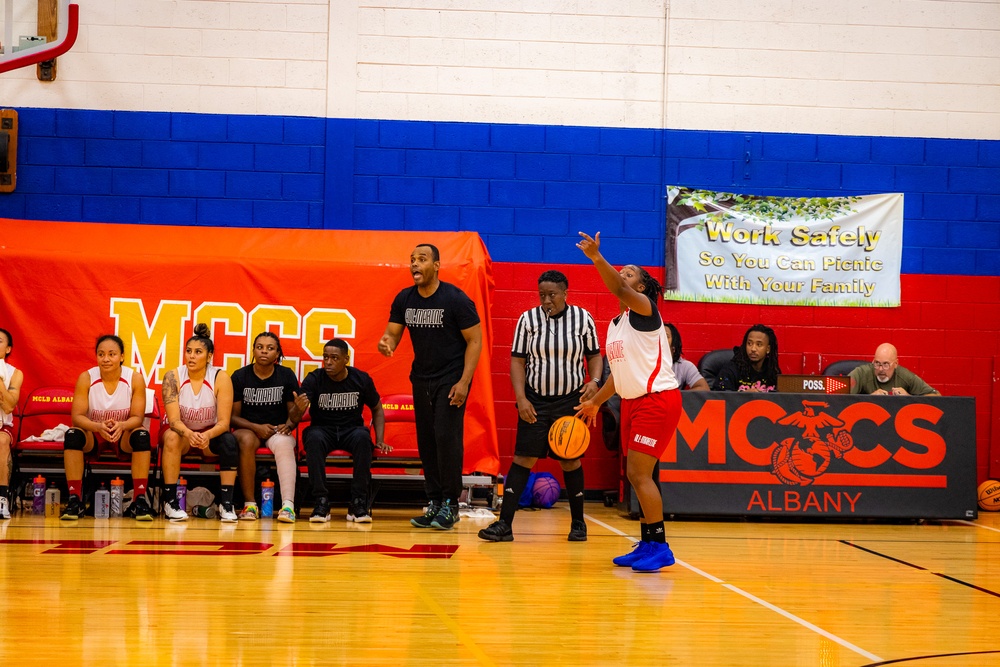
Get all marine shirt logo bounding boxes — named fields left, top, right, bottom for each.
left=771, top=400, right=854, bottom=486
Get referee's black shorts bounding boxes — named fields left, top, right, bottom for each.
left=514, top=387, right=582, bottom=460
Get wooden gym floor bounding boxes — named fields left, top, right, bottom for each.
left=1, top=502, right=998, bottom=666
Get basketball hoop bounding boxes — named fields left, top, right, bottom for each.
left=0, top=1, right=78, bottom=75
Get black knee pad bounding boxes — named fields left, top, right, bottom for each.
left=64, top=428, right=86, bottom=451
left=130, top=429, right=151, bottom=452
left=215, top=432, right=238, bottom=471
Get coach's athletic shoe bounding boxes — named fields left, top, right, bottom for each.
left=277, top=504, right=296, bottom=523
left=60, top=495, right=84, bottom=521
left=478, top=519, right=514, bottom=542
left=631, top=542, right=676, bottom=573
left=410, top=501, right=440, bottom=528
left=164, top=498, right=188, bottom=521
left=612, top=540, right=652, bottom=567
left=567, top=520, right=588, bottom=542
left=310, top=499, right=331, bottom=523
left=347, top=499, right=372, bottom=523
left=431, top=500, right=459, bottom=530
left=0, top=496, right=9, bottom=520
left=132, top=496, right=155, bottom=521
left=218, top=502, right=238, bottom=523
left=239, top=504, right=259, bottom=521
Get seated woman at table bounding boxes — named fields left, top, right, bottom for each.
left=0, top=328, right=23, bottom=520
left=161, top=323, right=238, bottom=522
left=62, top=334, right=151, bottom=521
left=664, top=323, right=709, bottom=391
left=713, top=324, right=781, bottom=392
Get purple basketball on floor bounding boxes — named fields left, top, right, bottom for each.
left=532, top=474, right=561, bottom=509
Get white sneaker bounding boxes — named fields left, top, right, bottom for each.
left=218, top=502, right=238, bottom=523
left=164, top=499, right=188, bottom=521
left=0, top=497, right=10, bottom=520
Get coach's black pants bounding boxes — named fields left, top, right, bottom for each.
left=412, top=373, right=467, bottom=504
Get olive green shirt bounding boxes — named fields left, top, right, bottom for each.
left=849, top=364, right=939, bottom=396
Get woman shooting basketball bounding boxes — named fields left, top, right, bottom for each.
left=574, top=232, right=682, bottom=573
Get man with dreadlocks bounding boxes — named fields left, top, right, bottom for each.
left=712, top=324, right=781, bottom=392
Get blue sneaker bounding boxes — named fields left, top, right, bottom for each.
left=612, top=540, right=652, bottom=567
left=631, top=542, right=675, bottom=572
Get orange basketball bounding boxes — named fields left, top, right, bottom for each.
left=548, top=416, right=590, bottom=459
left=978, top=480, right=1000, bottom=511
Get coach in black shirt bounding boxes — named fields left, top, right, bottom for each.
left=378, top=243, right=482, bottom=530
left=299, top=338, right=387, bottom=524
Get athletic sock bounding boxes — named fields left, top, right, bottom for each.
left=244, top=501, right=257, bottom=509
left=499, top=463, right=532, bottom=525
left=640, top=522, right=652, bottom=542
left=219, top=485, right=235, bottom=504
left=67, top=479, right=82, bottom=499
left=563, top=466, right=585, bottom=522
left=648, top=520, right=667, bottom=544
left=163, top=484, right=177, bottom=504
left=133, top=478, right=148, bottom=498
left=0, top=485, right=7, bottom=497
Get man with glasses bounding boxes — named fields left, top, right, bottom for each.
left=849, top=343, right=941, bottom=396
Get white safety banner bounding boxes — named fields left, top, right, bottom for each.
left=664, top=187, right=903, bottom=307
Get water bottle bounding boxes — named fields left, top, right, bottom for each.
left=94, top=483, right=110, bottom=519
left=32, top=475, right=46, bottom=515
left=44, top=482, right=61, bottom=517
left=176, top=477, right=187, bottom=511
left=260, top=478, right=274, bottom=518
left=110, top=477, right=124, bottom=517
left=191, top=504, right=216, bottom=519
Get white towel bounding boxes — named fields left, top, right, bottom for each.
left=23, top=423, right=69, bottom=442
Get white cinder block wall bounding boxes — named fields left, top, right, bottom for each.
left=0, top=0, right=998, bottom=139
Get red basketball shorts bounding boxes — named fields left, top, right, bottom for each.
left=620, top=388, right=681, bottom=459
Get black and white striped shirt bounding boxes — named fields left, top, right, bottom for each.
left=512, top=305, right=601, bottom=397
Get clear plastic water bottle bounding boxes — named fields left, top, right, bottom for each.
left=110, top=477, right=124, bottom=517
left=44, top=482, right=61, bottom=517
left=176, top=477, right=187, bottom=511
left=32, top=475, right=46, bottom=515
left=94, top=483, right=110, bottom=519
left=260, top=479, right=274, bottom=518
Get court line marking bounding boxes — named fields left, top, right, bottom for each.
left=410, top=582, right=497, bottom=667
left=585, top=512, right=883, bottom=663
left=841, top=540, right=1000, bottom=599
left=956, top=519, right=1000, bottom=534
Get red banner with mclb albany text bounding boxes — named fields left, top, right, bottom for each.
left=0, top=218, right=499, bottom=476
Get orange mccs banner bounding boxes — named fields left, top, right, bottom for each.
left=0, top=218, right=499, bottom=476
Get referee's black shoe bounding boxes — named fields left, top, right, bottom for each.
left=567, top=520, right=588, bottom=542
left=478, top=519, right=514, bottom=542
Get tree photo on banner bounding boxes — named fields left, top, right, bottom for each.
left=664, top=187, right=903, bottom=307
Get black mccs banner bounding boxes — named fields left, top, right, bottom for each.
left=653, top=392, right=976, bottom=519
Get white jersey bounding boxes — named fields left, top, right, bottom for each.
left=176, top=365, right=220, bottom=432
left=0, top=360, right=15, bottom=427
left=605, top=301, right=678, bottom=400
left=87, top=366, right=135, bottom=423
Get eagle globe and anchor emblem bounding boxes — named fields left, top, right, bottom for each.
left=770, top=400, right=855, bottom=486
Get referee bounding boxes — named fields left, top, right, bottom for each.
left=479, top=270, right=602, bottom=542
